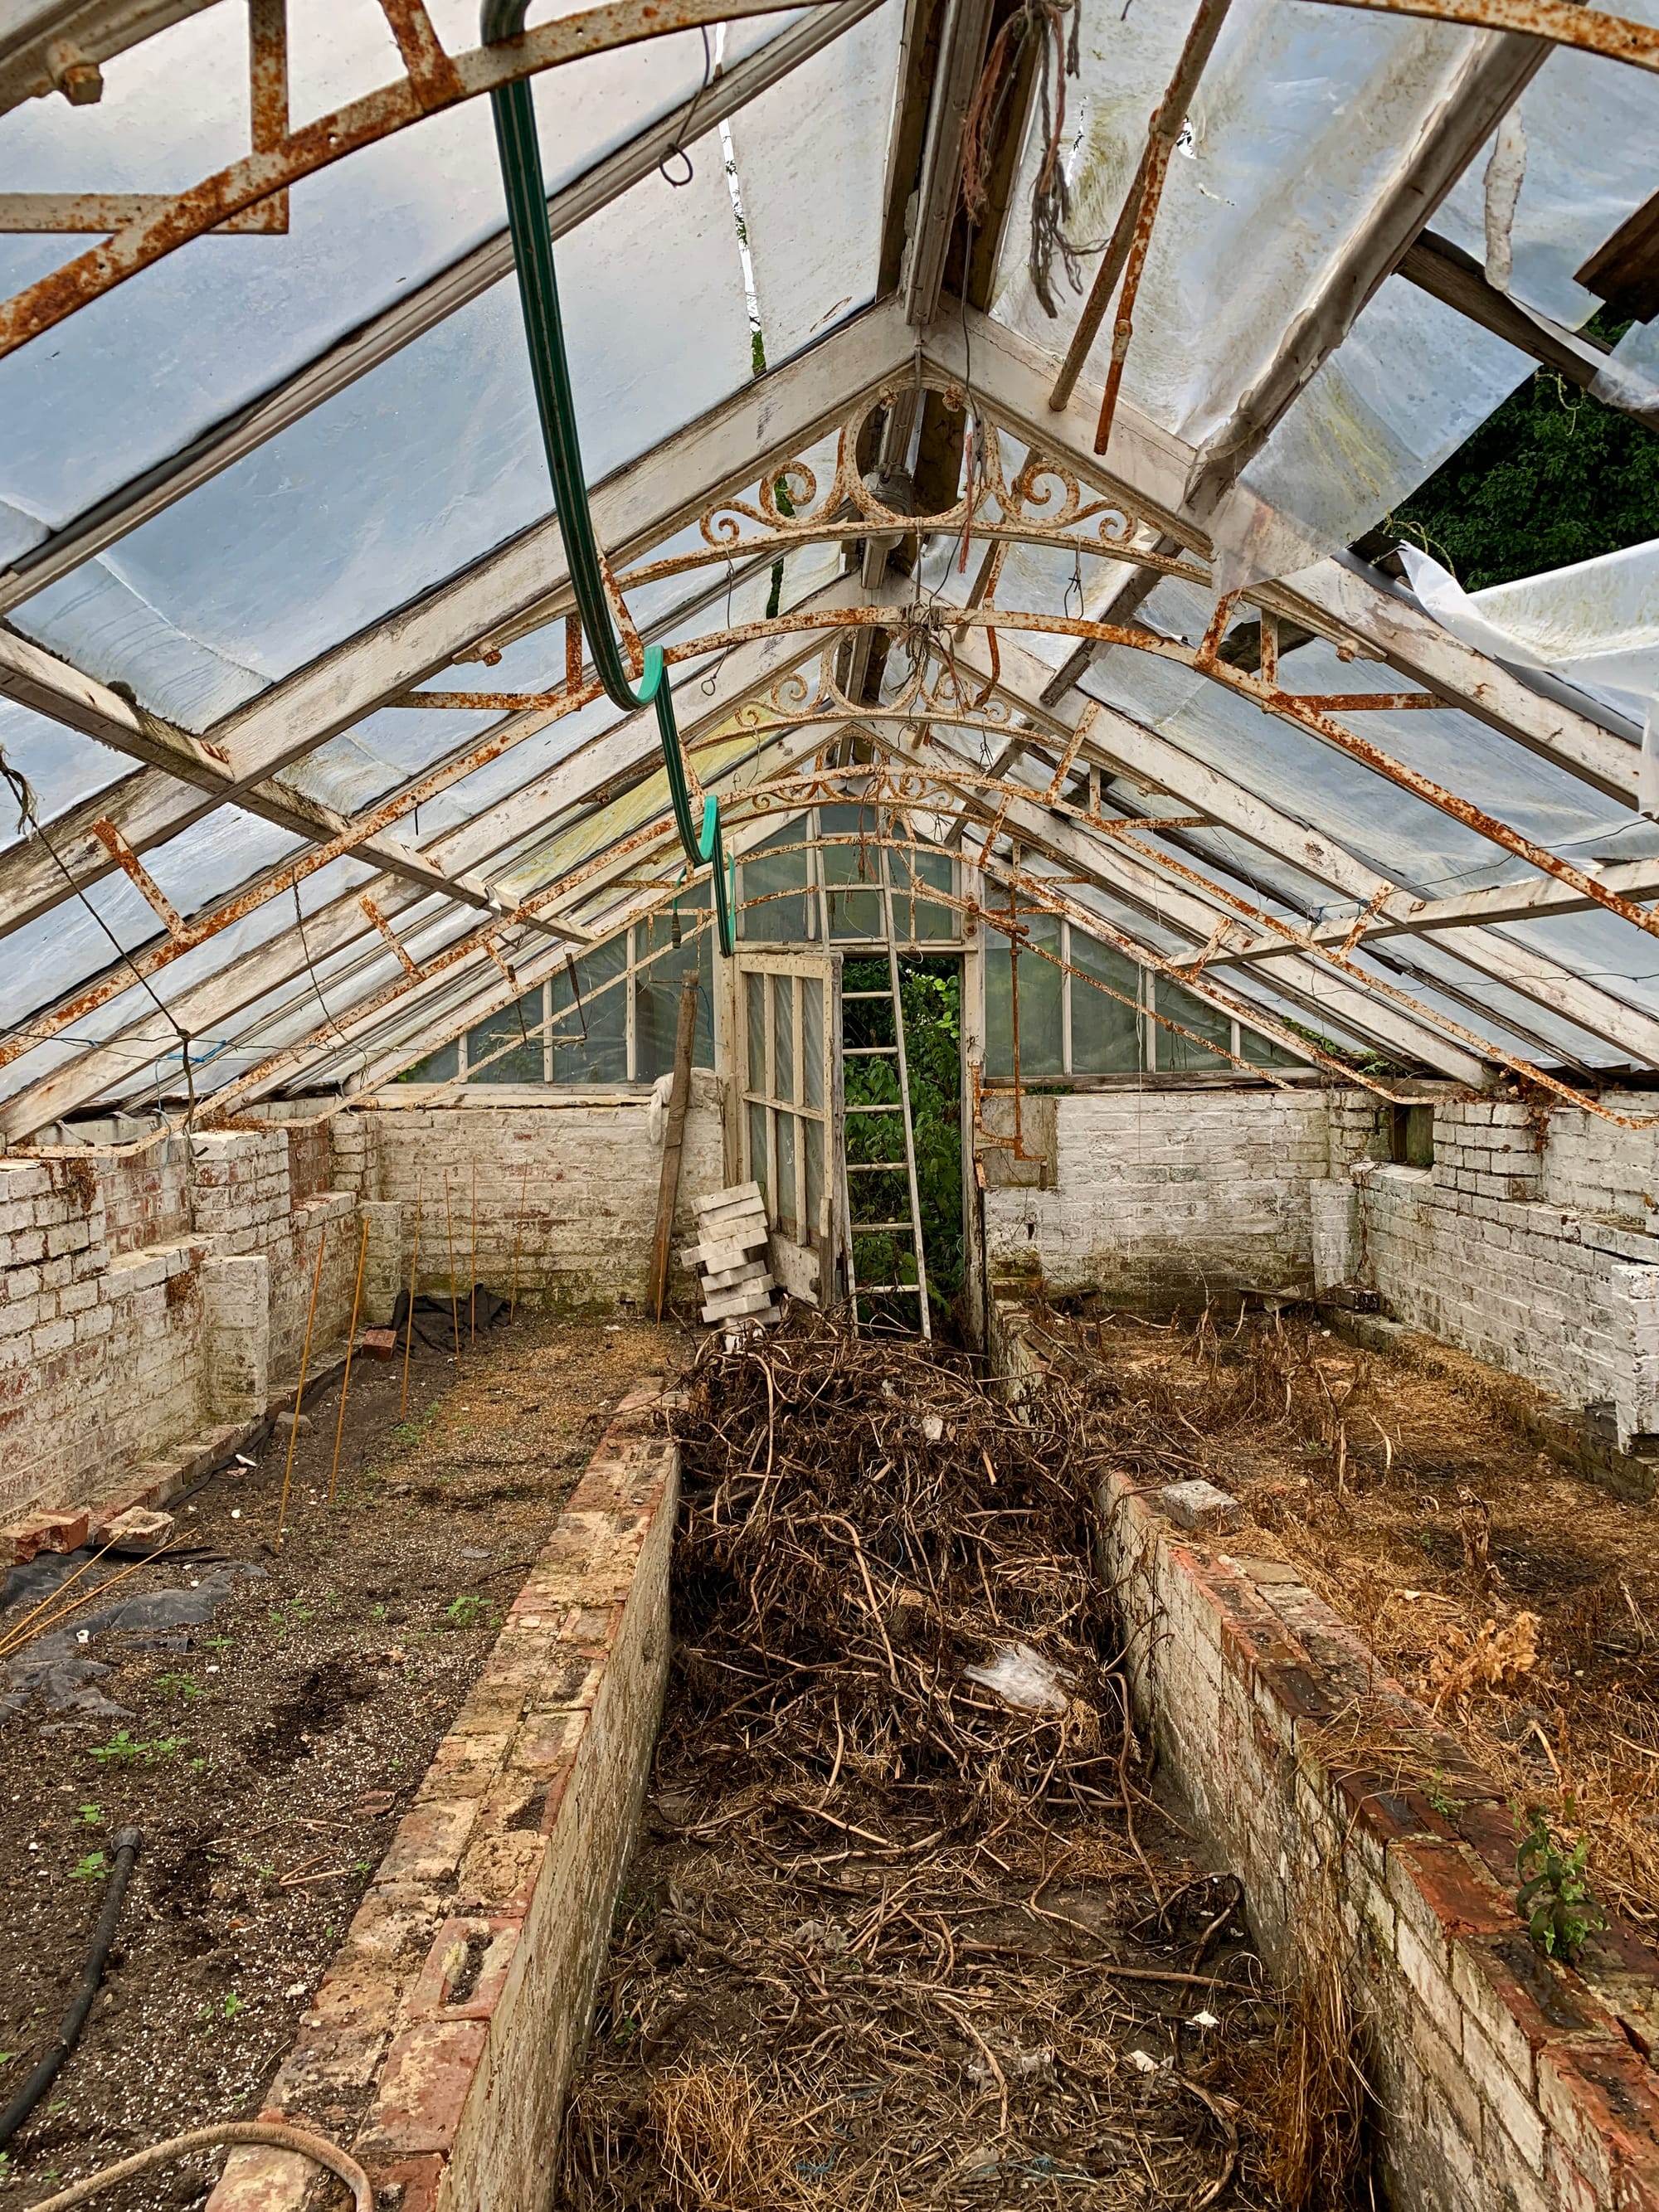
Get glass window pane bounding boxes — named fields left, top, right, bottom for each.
left=740, top=833, right=812, bottom=942
left=773, top=974, right=795, bottom=1104
left=1070, top=931, right=1143, bottom=1074
left=1243, top=1024, right=1306, bottom=1069
left=820, top=804, right=883, bottom=939
left=805, top=1116, right=825, bottom=1245
left=777, top=1113, right=799, bottom=1239
left=467, top=986, right=545, bottom=1084
left=746, top=971, right=766, bottom=1095
left=1156, top=979, right=1231, bottom=1071
left=548, top=933, right=627, bottom=1083
left=983, top=913, right=1063, bottom=1080
left=398, top=1037, right=459, bottom=1084
left=801, top=975, right=825, bottom=1110
left=634, top=925, right=713, bottom=1084
left=890, top=846, right=957, bottom=940
left=747, top=1101, right=770, bottom=1213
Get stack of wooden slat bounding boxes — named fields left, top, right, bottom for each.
left=680, top=1182, right=777, bottom=1327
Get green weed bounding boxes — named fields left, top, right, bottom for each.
left=1425, top=1770, right=1464, bottom=1821
left=90, top=1729, right=184, bottom=1768
left=1517, top=1806, right=1607, bottom=1962
left=77, top=1803, right=103, bottom=1826
left=444, top=1594, right=494, bottom=1631
left=153, top=1670, right=201, bottom=1700
left=69, top=1852, right=107, bottom=1882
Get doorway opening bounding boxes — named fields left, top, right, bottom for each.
left=841, top=952, right=964, bottom=1337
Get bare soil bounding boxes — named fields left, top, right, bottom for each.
left=1031, top=1303, right=1659, bottom=1937
left=0, top=1310, right=674, bottom=2211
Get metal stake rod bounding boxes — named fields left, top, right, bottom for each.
left=276, top=1227, right=328, bottom=1547
left=327, top=1213, right=370, bottom=1505
left=400, top=1175, right=421, bottom=1421
left=444, top=1171, right=461, bottom=1369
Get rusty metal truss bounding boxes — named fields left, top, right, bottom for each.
left=5, top=0, right=1659, bottom=1145
left=0, top=0, right=808, bottom=361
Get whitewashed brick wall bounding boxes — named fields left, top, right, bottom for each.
left=983, top=1089, right=1331, bottom=1300
left=1, top=1083, right=725, bottom=1518
left=365, top=1077, right=726, bottom=1315
left=1326, top=1091, right=1659, bottom=1446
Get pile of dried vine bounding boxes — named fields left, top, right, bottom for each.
left=666, top=1309, right=1126, bottom=1842
left=557, top=1310, right=1296, bottom=2210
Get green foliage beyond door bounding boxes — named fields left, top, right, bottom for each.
left=841, top=956, right=964, bottom=1324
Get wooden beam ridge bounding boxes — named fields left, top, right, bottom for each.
left=199, top=720, right=836, bottom=1116
left=960, top=626, right=1659, bottom=1067
left=905, top=722, right=1492, bottom=1079
left=926, top=301, right=1642, bottom=805
left=921, top=726, right=1626, bottom=1087
left=0, top=625, right=552, bottom=931
left=0, top=0, right=886, bottom=617
left=0, top=601, right=882, bottom=1135
left=1399, top=230, right=1615, bottom=394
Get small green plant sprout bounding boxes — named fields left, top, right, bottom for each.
left=196, top=1991, right=246, bottom=2032
left=153, top=1670, right=201, bottom=1700
left=203, top=1634, right=234, bottom=1653
left=1425, top=1769, right=1464, bottom=1821
left=69, top=1852, right=107, bottom=1882
left=77, top=1803, right=103, bottom=1826
left=445, top=1594, right=490, bottom=1630
left=1516, top=1806, right=1607, bottom=1962
left=90, top=1729, right=185, bottom=1768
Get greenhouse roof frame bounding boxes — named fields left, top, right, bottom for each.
left=3, top=0, right=1659, bottom=1142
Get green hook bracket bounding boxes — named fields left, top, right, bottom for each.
left=482, top=0, right=736, bottom=955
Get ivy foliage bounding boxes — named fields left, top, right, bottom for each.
left=1391, top=339, right=1659, bottom=591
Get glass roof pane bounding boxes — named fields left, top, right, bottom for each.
left=9, top=154, right=755, bottom=724
left=0, top=9, right=790, bottom=561
left=728, top=0, right=900, bottom=364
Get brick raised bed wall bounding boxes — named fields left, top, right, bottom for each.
left=208, top=1384, right=676, bottom=2212
left=992, top=1297, right=1659, bottom=2212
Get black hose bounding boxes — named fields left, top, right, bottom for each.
left=0, top=1827, right=141, bottom=2147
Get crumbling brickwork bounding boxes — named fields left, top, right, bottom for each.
left=205, top=1386, right=675, bottom=2212
left=1323, top=1092, right=1659, bottom=1447
left=1, top=1084, right=724, bottom=1523
left=991, top=1298, right=1659, bottom=2212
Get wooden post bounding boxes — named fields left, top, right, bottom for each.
left=648, top=974, right=701, bottom=1323
left=327, top=1213, right=370, bottom=1505
left=276, top=1226, right=328, bottom=1547
left=400, top=1176, right=421, bottom=1422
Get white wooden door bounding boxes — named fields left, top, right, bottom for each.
left=736, top=949, right=843, bottom=1305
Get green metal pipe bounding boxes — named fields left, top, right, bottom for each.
left=482, top=0, right=734, bottom=953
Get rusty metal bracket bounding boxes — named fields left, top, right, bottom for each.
left=0, top=2, right=289, bottom=237
left=358, top=894, right=418, bottom=976
left=90, top=816, right=185, bottom=940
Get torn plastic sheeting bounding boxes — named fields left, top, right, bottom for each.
left=961, top=1640, right=1075, bottom=1714
left=390, top=1285, right=511, bottom=1354
left=0, top=1554, right=266, bottom=1721
left=1397, top=542, right=1659, bottom=814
